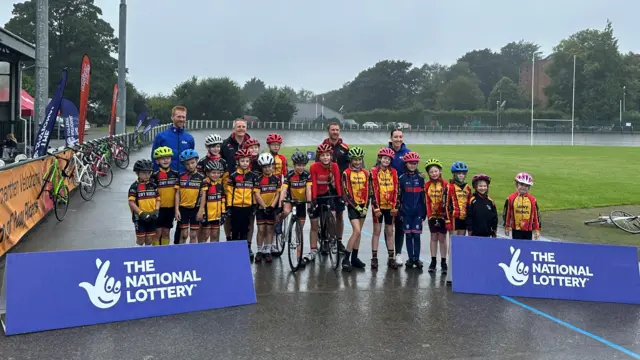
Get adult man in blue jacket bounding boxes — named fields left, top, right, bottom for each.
left=388, top=128, right=411, bottom=266
left=151, top=105, right=195, bottom=173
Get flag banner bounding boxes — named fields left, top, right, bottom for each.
left=33, top=70, right=67, bottom=157
left=78, top=55, right=91, bottom=144
left=60, top=98, right=79, bottom=147
left=109, top=84, right=118, bottom=136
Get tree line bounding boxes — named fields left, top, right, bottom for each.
left=5, top=0, right=638, bottom=127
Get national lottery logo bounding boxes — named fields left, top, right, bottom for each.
left=79, top=258, right=202, bottom=309
left=498, top=246, right=593, bottom=288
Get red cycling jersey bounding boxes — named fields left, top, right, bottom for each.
left=309, top=161, right=342, bottom=198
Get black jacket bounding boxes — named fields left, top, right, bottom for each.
left=466, top=192, right=498, bottom=237
left=221, top=132, right=251, bottom=174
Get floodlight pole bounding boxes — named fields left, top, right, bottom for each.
left=571, top=55, right=576, bottom=146
left=530, top=53, right=535, bottom=146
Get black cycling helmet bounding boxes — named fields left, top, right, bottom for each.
left=133, top=159, right=153, bottom=172
left=205, top=160, right=224, bottom=172
left=291, top=150, right=309, bottom=165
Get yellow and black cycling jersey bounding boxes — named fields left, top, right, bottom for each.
left=151, top=167, right=179, bottom=208
left=342, top=167, right=370, bottom=207
left=283, top=169, right=311, bottom=201
left=201, top=178, right=226, bottom=222
left=226, top=167, right=259, bottom=207
left=425, top=178, right=448, bottom=219
left=369, top=166, right=398, bottom=210
left=128, top=180, right=159, bottom=214
left=255, top=174, right=281, bottom=208
left=503, top=192, right=541, bottom=232
left=175, top=171, right=205, bottom=208
left=445, top=182, right=472, bottom=221
left=273, top=153, right=288, bottom=179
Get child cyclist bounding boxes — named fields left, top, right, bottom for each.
left=196, top=160, right=226, bottom=242
left=369, top=147, right=399, bottom=269
left=466, top=174, right=498, bottom=237
left=128, top=159, right=160, bottom=246
left=277, top=150, right=313, bottom=263
left=226, top=149, right=260, bottom=261
left=308, top=143, right=343, bottom=256
left=197, top=134, right=228, bottom=181
left=424, top=159, right=449, bottom=274
left=174, top=149, right=205, bottom=244
left=397, top=152, right=427, bottom=268
left=253, top=153, right=281, bottom=263
left=244, top=137, right=261, bottom=248
left=341, top=146, right=369, bottom=272
left=266, top=133, right=287, bottom=257
left=504, top=172, right=541, bottom=240
left=445, top=161, right=472, bottom=236
left=151, top=146, right=179, bottom=246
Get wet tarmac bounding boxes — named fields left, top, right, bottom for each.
left=0, top=130, right=639, bottom=360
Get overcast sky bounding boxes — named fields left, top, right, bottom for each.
left=1, top=0, right=638, bottom=96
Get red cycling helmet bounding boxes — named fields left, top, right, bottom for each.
left=243, top=138, right=260, bottom=149
left=402, top=151, right=420, bottom=163
left=235, top=149, right=252, bottom=159
left=471, top=173, right=491, bottom=187
left=317, top=143, right=332, bottom=154
left=377, top=147, right=395, bottom=159
left=266, top=133, right=283, bottom=144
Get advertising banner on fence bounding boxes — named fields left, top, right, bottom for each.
left=3, top=241, right=256, bottom=335
left=135, top=111, right=147, bottom=133
left=60, top=98, right=79, bottom=147
left=109, top=83, right=118, bottom=136
left=0, top=151, right=77, bottom=257
left=451, top=236, right=640, bottom=304
left=33, top=70, right=67, bottom=157
left=78, top=55, right=91, bottom=144
left=141, top=118, right=160, bottom=135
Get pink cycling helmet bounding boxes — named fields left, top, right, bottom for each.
left=514, top=172, right=533, bottom=186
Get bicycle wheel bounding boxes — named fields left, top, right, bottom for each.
left=54, top=185, right=70, bottom=221
left=114, top=150, right=130, bottom=169
left=79, top=167, right=97, bottom=201
left=274, top=214, right=289, bottom=257
left=288, top=218, right=304, bottom=272
left=610, top=210, right=640, bottom=234
left=324, top=211, right=340, bottom=270
left=98, top=162, right=113, bottom=187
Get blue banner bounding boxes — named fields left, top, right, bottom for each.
left=135, top=111, right=147, bottom=133
left=4, top=241, right=256, bottom=335
left=451, top=236, right=640, bottom=304
left=306, top=151, right=315, bottom=160
left=60, top=98, right=80, bottom=147
left=142, top=118, right=160, bottom=135
left=33, top=70, right=67, bottom=157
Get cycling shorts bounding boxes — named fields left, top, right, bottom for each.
left=310, top=196, right=336, bottom=219
left=454, top=218, right=466, bottom=231
left=156, top=207, right=175, bottom=229
left=134, top=219, right=157, bottom=237
left=284, top=202, right=307, bottom=221
left=201, top=219, right=221, bottom=229
left=373, top=209, right=394, bottom=225
left=428, top=218, right=447, bottom=234
left=347, top=204, right=367, bottom=221
left=403, top=216, right=423, bottom=234
left=179, top=206, right=200, bottom=229
left=256, top=208, right=276, bottom=225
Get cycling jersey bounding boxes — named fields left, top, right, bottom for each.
left=226, top=167, right=259, bottom=207
left=271, top=153, right=288, bottom=179
left=201, top=178, right=225, bottom=222
left=283, top=169, right=311, bottom=201
left=175, top=171, right=205, bottom=208
left=128, top=180, right=159, bottom=215
left=342, top=167, right=369, bottom=207
left=317, top=138, right=350, bottom=173
left=503, top=192, right=541, bottom=232
left=397, top=171, right=426, bottom=218
left=369, top=166, right=398, bottom=210
left=151, top=167, right=179, bottom=208
left=255, top=174, right=281, bottom=208
left=197, top=155, right=229, bottom=188
left=445, top=182, right=472, bottom=221
left=425, top=178, right=448, bottom=219
left=309, top=161, right=342, bottom=198
left=466, top=192, right=498, bottom=237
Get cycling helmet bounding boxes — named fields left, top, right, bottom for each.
left=133, top=159, right=153, bottom=172
left=266, top=133, right=283, bottom=144
left=205, top=160, right=224, bottom=172
left=153, top=146, right=174, bottom=159
left=258, top=153, right=275, bottom=166
left=317, top=143, right=332, bottom=154
left=243, top=137, right=260, bottom=149
left=451, top=161, right=468, bottom=173
left=377, top=147, right=395, bottom=159
left=205, top=134, right=223, bottom=146
left=179, top=149, right=199, bottom=162
left=425, top=158, right=443, bottom=171
left=235, top=149, right=251, bottom=159
left=402, top=152, right=420, bottom=163
left=515, top=172, right=534, bottom=186
left=348, top=146, right=364, bottom=159
left=291, top=150, right=309, bottom=164
left=471, top=173, right=491, bottom=188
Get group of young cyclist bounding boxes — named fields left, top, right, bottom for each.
left=128, top=122, right=542, bottom=274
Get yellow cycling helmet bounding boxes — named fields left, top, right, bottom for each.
left=424, top=158, right=443, bottom=171
left=153, top=146, right=174, bottom=159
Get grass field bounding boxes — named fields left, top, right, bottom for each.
left=280, top=144, right=640, bottom=212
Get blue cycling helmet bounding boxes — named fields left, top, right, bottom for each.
left=451, top=161, right=468, bottom=173
left=179, top=149, right=199, bottom=162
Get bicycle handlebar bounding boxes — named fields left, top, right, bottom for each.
left=282, top=199, right=310, bottom=204
left=314, top=195, right=341, bottom=200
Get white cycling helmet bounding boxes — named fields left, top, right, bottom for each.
left=514, top=172, right=533, bottom=186
left=205, top=134, right=223, bottom=146
left=257, top=152, right=275, bottom=166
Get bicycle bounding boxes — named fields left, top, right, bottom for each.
left=282, top=199, right=309, bottom=272
left=584, top=210, right=640, bottom=234
left=130, top=131, right=143, bottom=152
left=87, top=144, right=113, bottom=187
left=38, top=149, right=72, bottom=221
left=68, top=146, right=96, bottom=201
left=108, top=138, right=130, bottom=169
left=313, top=195, right=341, bottom=270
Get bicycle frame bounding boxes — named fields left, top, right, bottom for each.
left=42, top=155, right=69, bottom=200
left=71, top=152, right=93, bottom=188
